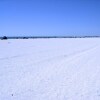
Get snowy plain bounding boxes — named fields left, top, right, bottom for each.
left=0, top=38, right=100, bottom=100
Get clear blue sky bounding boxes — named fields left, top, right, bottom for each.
left=0, top=0, right=100, bottom=36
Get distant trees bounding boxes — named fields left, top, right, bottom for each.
left=1, top=36, right=7, bottom=40
left=23, top=37, right=28, bottom=39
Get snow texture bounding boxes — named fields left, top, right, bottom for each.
left=0, top=38, right=100, bottom=100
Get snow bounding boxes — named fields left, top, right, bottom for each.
left=0, top=38, right=100, bottom=100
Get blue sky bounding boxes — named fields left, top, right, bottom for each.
left=0, top=0, right=100, bottom=36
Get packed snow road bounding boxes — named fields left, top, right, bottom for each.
left=0, top=38, right=100, bottom=100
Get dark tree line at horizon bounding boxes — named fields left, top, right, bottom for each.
left=0, top=36, right=100, bottom=40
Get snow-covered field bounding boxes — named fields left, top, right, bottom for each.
left=0, top=38, right=100, bottom=100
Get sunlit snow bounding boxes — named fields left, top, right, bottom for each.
left=0, top=38, right=100, bottom=100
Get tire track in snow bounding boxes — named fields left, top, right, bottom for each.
left=48, top=44, right=100, bottom=99
left=27, top=44, right=99, bottom=66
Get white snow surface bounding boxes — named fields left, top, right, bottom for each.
left=0, top=38, right=100, bottom=100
